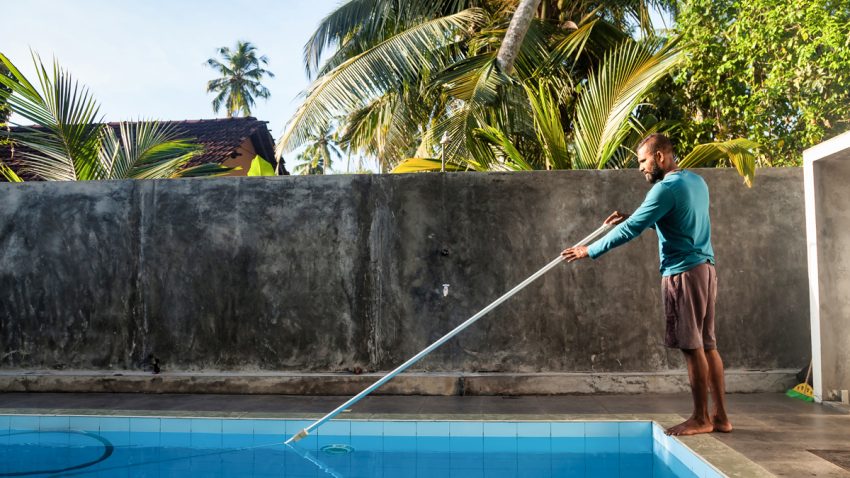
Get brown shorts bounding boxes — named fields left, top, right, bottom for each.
left=661, top=262, right=717, bottom=350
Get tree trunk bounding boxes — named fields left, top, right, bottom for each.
left=496, top=0, right=543, bottom=76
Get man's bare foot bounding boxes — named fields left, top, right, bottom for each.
left=665, top=417, right=714, bottom=436
left=712, top=415, right=733, bottom=433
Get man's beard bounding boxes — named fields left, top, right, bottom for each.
left=645, top=167, right=665, bottom=184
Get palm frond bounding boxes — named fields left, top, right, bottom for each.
left=572, top=39, right=681, bottom=169
left=304, top=0, right=472, bottom=78
left=0, top=160, right=23, bottom=182
left=173, top=163, right=236, bottom=178
left=524, top=81, right=571, bottom=169
left=98, top=121, right=206, bottom=180
left=278, top=9, right=486, bottom=157
left=0, top=52, right=103, bottom=181
left=678, top=139, right=759, bottom=187
left=472, top=125, right=535, bottom=170
left=390, top=157, right=476, bottom=173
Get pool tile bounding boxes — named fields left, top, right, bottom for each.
left=190, top=418, right=222, bottom=434
left=620, top=452, right=652, bottom=474
left=619, top=421, right=651, bottom=438
left=350, top=434, right=383, bottom=452
left=0, top=416, right=8, bottom=445
left=585, top=422, right=619, bottom=438
left=382, top=421, right=415, bottom=437
left=69, top=415, right=100, bottom=432
left=130, top=431, right=161, bottom=447
left=517, top=422, right=550, bottom=438
left=100, top=429, right=132, bottom=447
left=130, top=417, right=161, bottom=433
left=191, top=418, right=223, bottom=449
left=351, top=421, right=382, bottom=436
left=551, top=436, right=584, bottom=453
left=517, top=454, right=553, bottom=477
left=551, top=422, right=584, bottom=437
left=254, top=419, right=285, bottom=436
left=222, top=419, right=253, bottom=435
left=552, top=454, right=586, bottom=475
left=450, top=435, right=483, bottom=453
left=516, top=436, right=550, bottom=453
left=417, top=435, right=451, bottom=453
left=450, top=421, right=483, bottom=437
left=586, top=457, right=619, bottom=478
left=317, top=420, right=351, bottom=437
left=161, top=418, right=191, bottom=433
left=416, top=421, right=450, bottom=437
left=586, top=436, right=619, bottom=454
left=9, top=415, right=39, bottom=431
left=620, top=436, right=651, bottom=453
left=222, top=432, right=253, bottom=448
left=483, top=421, right=516, bottom=437
left=382, top=435, right=417, bottom=452
left=99, top=417, right=130, bottom=432
left=483, top=436, right=516, bottom=453
left=39, top=415, right=69, bottom=431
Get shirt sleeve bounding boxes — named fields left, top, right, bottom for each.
left=587, top=183, right=675, bottom=259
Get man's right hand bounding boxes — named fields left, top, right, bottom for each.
left=604, top=211, right=628, bottom=226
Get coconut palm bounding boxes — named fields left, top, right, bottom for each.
left=205, top=41, right=274, bottom=118
left=281, top=0, right=756, bottom=184
left=0, top=52, right=231, bottom=181
left=292, top=128, right=343, bottom=175
left=277, top=1, right=679, bottom=169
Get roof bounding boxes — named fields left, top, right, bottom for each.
left=0, top=117, right=288, bottom=179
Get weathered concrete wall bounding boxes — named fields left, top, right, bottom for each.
left=814, top=159, right=850, bottom=400
left=0, top=169, right=810, bottom=382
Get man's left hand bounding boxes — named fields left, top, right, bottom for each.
left=561, top=246, right=589, bottom=262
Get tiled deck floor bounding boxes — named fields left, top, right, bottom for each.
left=1, top=392, right=848, bottom=477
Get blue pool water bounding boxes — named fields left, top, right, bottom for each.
left=0, top=415, right=724, bottom=477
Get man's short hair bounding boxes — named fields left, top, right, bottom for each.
left=637, top=133, right=674, bottom=157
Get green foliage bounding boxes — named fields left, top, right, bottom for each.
left=292, top=127, right=343, bottom=175
left=280, top=1, right=696, bottom=175
left=0, top=52, right=231, bottom=181
left=206, top=41, right=274, bottom=118
left=0, top=62, right=11, bottom=126
left=247, top=155, right=276, bottom=176
left=678, top=138, right=760, bottom=187
left=673, top=0, right=850, bottom=165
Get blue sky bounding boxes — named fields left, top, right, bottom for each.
left=5, top=0, right=339, bottom=142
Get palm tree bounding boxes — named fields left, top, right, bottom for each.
left=292, top=128, right=343, bottom=175
left=276, top=1, right=682, bottom=170
left=0, top=52, right=231, bottom=181
left=496, top=0, right=543, bottom=75
left=278, top=0, right=757, bottom=184
left=206, top=41, right=274, bottom=118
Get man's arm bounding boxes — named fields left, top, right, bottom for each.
left=561, top=211, right=627, bottom=262
left=562, top=184, right=674, bottom=262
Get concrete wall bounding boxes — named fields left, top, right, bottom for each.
left=0, top=169, right=810, bottom=383
left=805, top=133, right=850, bottom=402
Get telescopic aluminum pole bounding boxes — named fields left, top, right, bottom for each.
left=285, top=223, right=613, bottom=445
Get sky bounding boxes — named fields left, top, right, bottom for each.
left=4, top=0, right=340, bottom=160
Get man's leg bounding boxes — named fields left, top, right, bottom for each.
left=706, top=349, right=732, bottom=432
left=666, top=347, right=714, bottom=436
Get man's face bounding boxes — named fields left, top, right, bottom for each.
left=637, top=146, right=665, bottom=184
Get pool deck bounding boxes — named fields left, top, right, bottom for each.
left=1, top=392, right=848, bottom=477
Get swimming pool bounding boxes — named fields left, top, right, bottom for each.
left=0, top=415, right=724, bottom=477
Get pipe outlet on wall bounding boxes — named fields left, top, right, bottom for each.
left=442, top=284, right=450, bottom=297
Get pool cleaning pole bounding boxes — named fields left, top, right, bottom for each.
left=285, top=223, right=613, bottom=445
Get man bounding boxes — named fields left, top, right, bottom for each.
left=561, top=134, right=732, bottom=436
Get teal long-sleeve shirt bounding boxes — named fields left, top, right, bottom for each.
left=587, top=170, right=715, bottom=276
